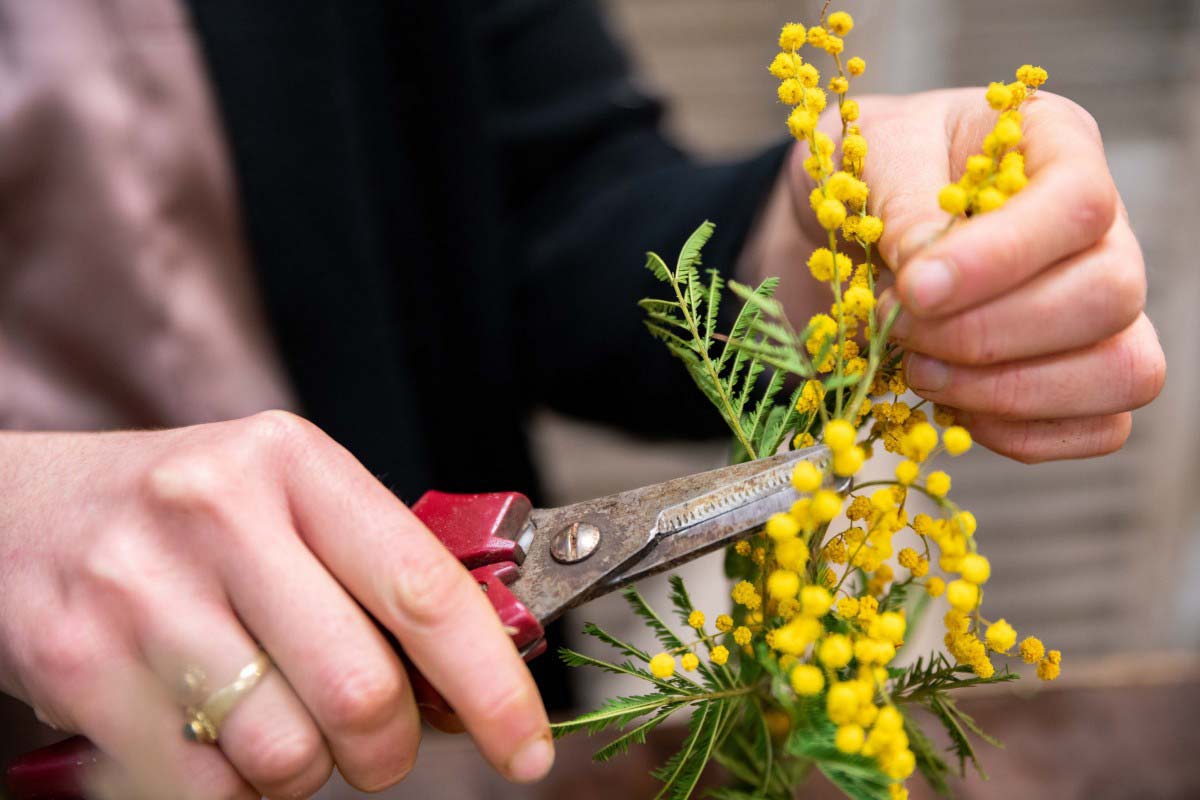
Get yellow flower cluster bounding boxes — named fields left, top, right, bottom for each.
left=676, top=22, right=1069, bottom=794
left=938, top=65, right=1050, bottom=217
left=648, top=607, right=734, bottom=678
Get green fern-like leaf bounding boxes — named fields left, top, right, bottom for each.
left=552, top=693, right=684, bottom=738
left=623, top=586, right=689, bottom=653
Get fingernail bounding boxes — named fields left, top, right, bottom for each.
left=509, top=734, right=555, bottom=783
left=906, top=353, right=951, bottom=392
left=905, top=259, right=956, bottom=314
left=877, top=291, right=911, bottom=339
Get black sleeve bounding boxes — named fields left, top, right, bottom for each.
left=482, top=0, right=789, bottom=439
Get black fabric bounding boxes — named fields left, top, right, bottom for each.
left=183, top=0, right=787, bottom=708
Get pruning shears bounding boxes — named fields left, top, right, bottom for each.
left=5, top=445, right=849, bottom=800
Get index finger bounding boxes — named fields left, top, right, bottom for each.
left=268, top=414, right=554, bottom=785
left=895, top=92, right=1118, bottom=318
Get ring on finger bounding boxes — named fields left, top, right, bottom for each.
left=182, top=649, right=272, bottom=744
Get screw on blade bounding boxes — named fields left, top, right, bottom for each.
left=550, top=522, right=602, bottom=563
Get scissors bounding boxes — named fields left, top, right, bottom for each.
left=5, top=444, right=847, bottom=799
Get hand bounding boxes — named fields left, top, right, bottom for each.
left=0, top=412, right=552, bottom=798
left=750, top=88, right=1165, bottom=462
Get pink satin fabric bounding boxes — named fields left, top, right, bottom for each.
left=0, top=0, right=295, bottom=431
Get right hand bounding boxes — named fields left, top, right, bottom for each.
left=0, top=411, right=553, bottom=798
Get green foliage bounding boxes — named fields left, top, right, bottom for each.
left=555, top=223, right=1017, bottom=800
left=551, top=587, right=757, bottom=799
left=889, top=653, right=1016, bottom=786
left=638, top=222, right=816, bottom=461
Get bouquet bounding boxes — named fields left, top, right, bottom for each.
left=552, top=8, right=1059, bottom=800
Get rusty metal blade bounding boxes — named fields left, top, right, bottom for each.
left=511, top=445, right=845, bottom=625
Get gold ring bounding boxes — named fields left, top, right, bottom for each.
left=182, top=650, right=272, bottom=744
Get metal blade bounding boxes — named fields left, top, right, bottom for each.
left=511, top=445, right=845, bottom=626
left=600, top=445, right=849, bottom=590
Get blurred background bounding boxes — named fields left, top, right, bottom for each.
left=1, top=1, right=1195, bottom=798
left=368, top=0, right=1200, bottom=798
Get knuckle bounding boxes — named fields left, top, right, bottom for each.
left=1099, top=255, right=1147, bottom=333
left=142, top=454, right=234, bottom=516
left=1002, top=424, right=1046, bottom=465
left=988, top=365, right=1027, bottom=419
left=25, top=617, right=102, bottom=696
left=1070, top=172, right=1118, bottom=242
left=239, top=723, right=326, bottom=790
left=1113, top=322, right=1166, bottom=409
left=77, top=528, right=159, bottom=602
left=320, top=663, right=405, bottom=732
left=1060, top=94, right=1104, bottom=143
left=346, top=747, right=418, bottom=793
left=1095, top=414, right=1133, bottom=457
left=242, top=409, right=316, bottom=453
left=471, top=679, right=545, bottom=741
left=958, top=310, right=997, bottom=365
left=393, top=549, right=472, bottom=627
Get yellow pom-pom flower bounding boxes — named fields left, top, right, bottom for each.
left=925, top=470, right=951, bottom=497
left=827, top=11, right=854, bottom=35
left=895, top=460, right=919, bottom=486
left=715, top=614, right=733, bottom=633
left=946, top=579, right=980, bottom=612
left=801, top=585, right=834, bottom=617
left=985, top=619, right=1017, bottom=653
left=767, top=569, right=801, bottom=601
left=817, top=197, right=847, bottom=230
left=649, top=653, right=675, bottom=678
left=993, top=117, right=1022, bottom=147
left=925, top=576, right=946, bottom=597
left=768, top=52, right=799, bottom=80
left=835, top=723, right=865, bottom=754
left=943, top=426, right=972, bottom=455
left=1037, top=656, right=1061, bottom=681
left=710, top=645, right=729, bottom=666
left=775, top=537, right=810, bottom=571
left=960, top=553, right=991, bottom=584
left=812, top=489, right=843, bottom=522
left=824, top=419, right=856, bottom=452
left=795, top=380, right=826, bottom=414
left=787, top=107, right=818, bottom=139
left=847, top=56, right=866, bottom=75
left=826, top=682, right=859, bottom=724
left=779, top=22, right=807, bottom=50
left=688, top=609, right=705, bottom=629
left=985, top=81, right=1013, bottom=110
left=938, top=184, right=968, bottom=215
left=804, top=87, right=828, bottom=113
left=777, top=78, right=805, bottom=105
left=807, top=247, right=852, bottom=282
left=681, top=652, right=700, bottom=672
left=790, top=664, right=825, bottom=696
left=818, top=634, right=854, bottom=668
left=1019, top=636, right=1045, bottom=664
left=855, top=215, right=883, bottom=244
left=766, top=511, right=802, bottom=540
left=833, top=445, right=865, bottom=477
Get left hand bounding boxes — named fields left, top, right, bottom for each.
left=751, top=88, right=1166, bottom=463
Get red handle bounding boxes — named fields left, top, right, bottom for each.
left=4, top=491, right=544, bottom=799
